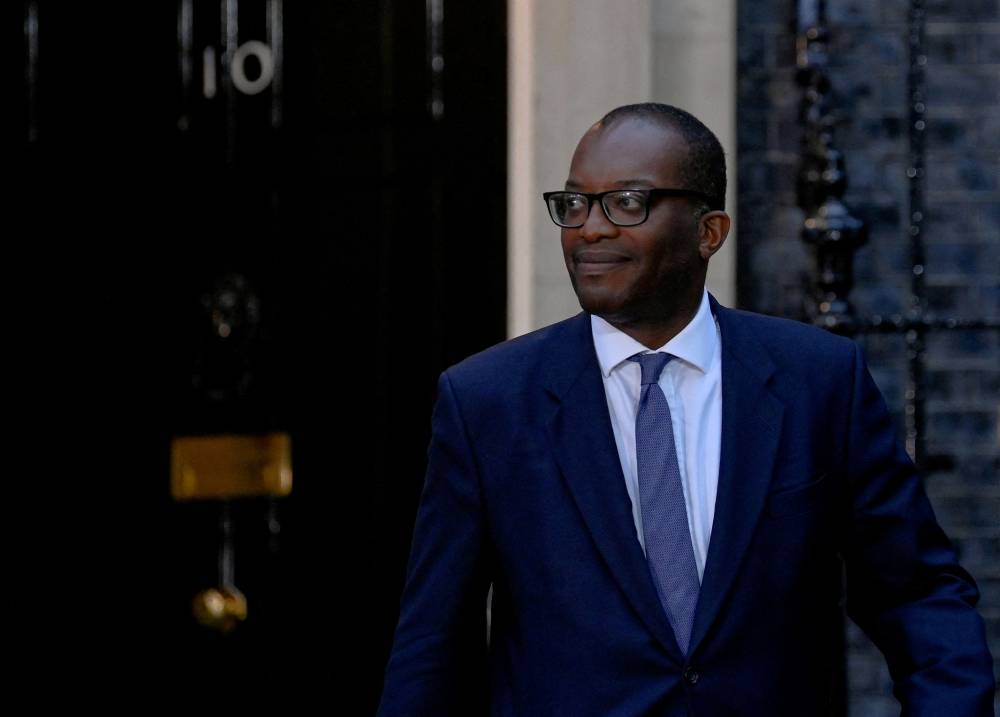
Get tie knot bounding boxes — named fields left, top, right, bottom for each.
left=629, top=352, right=673, bottom=385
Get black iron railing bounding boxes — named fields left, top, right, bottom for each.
left=796, top=0, right=1000, bottom=469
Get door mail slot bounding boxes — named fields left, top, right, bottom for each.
left=170, top=432, right=292, bottom=500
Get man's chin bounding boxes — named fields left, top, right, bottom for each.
left=574, top=289, right=626, bottom=319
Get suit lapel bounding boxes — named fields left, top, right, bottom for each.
left=689, top=300, right=784, bottom=653
left=543, top=314, right=681, bottom=656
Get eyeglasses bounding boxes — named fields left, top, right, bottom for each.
left=542, top=188, right=712, bottom=228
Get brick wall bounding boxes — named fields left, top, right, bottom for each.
left=737, top=0, right=999, bottom=713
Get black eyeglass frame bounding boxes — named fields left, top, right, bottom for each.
left=542, top=188, right=714, bottom=228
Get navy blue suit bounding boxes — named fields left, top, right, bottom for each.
left=378, top=299, right=994, bottom=716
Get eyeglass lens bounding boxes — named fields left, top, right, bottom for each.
left=546, top=191, right=649, bottom=228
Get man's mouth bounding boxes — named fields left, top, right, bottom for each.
left=574, top=250, right=630, bottom=274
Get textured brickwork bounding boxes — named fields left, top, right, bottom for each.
left=737, top=1, right=1000, bottom=713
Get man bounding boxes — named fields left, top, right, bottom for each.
left=377, top=103, right=994, bottom=716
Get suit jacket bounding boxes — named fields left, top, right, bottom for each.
left=378, top=299, right=994, bottom=716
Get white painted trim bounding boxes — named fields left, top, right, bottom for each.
left=507, top=0, right=534, bottom=339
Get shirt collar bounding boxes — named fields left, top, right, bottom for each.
left=591, top=289, right=718, bottom=378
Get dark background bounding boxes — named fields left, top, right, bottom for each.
left=736, top=0, right=999, bottom=711
left=14, top=1, right=506, bottom=710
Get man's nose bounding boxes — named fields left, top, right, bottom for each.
left=579, top=200, right=618, bottom=242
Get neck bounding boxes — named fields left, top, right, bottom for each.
left=609, top=291, right=703, bottom=349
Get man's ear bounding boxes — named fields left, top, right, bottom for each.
left=698, top=210, right=731, bottom=260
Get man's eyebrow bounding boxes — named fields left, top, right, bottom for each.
left=613, top=179, right=655, bottom=188
left=563, top=178, right=656, bottom=190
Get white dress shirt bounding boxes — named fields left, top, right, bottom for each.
left=591, top=289, right=722, bottom=579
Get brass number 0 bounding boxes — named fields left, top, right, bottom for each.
left=202, top=41, right=274, bottom=98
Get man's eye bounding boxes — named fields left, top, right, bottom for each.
left=613, top=192, right=644, bottom=210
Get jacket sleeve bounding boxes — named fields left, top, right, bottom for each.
left=376, top=371, right=492, bottom=717
left=841, top=341, right=995, bottom=715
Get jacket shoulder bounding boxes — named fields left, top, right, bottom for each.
left=717, top=306, right=859, bottom=367
left=443, top=314, right=588, bottom=388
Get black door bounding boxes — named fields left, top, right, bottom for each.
left=16, top=2, right=506, bottom=710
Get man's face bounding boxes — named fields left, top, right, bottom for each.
left=561, top=118, right=706, bottom=328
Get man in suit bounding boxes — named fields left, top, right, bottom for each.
left=377, top=103, right=995, bottom=716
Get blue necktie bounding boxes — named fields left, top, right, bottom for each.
left=630, top=352, right=700, bottom=654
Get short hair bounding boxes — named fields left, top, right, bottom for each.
left=599, top=103, right=726, bottom=212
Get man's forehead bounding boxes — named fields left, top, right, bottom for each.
left=568, top=118, right=686, bottom=182
left=590, top=115, right=679, bottom=146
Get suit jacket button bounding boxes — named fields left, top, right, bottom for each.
left=683, top=667, right=700, bottom=685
